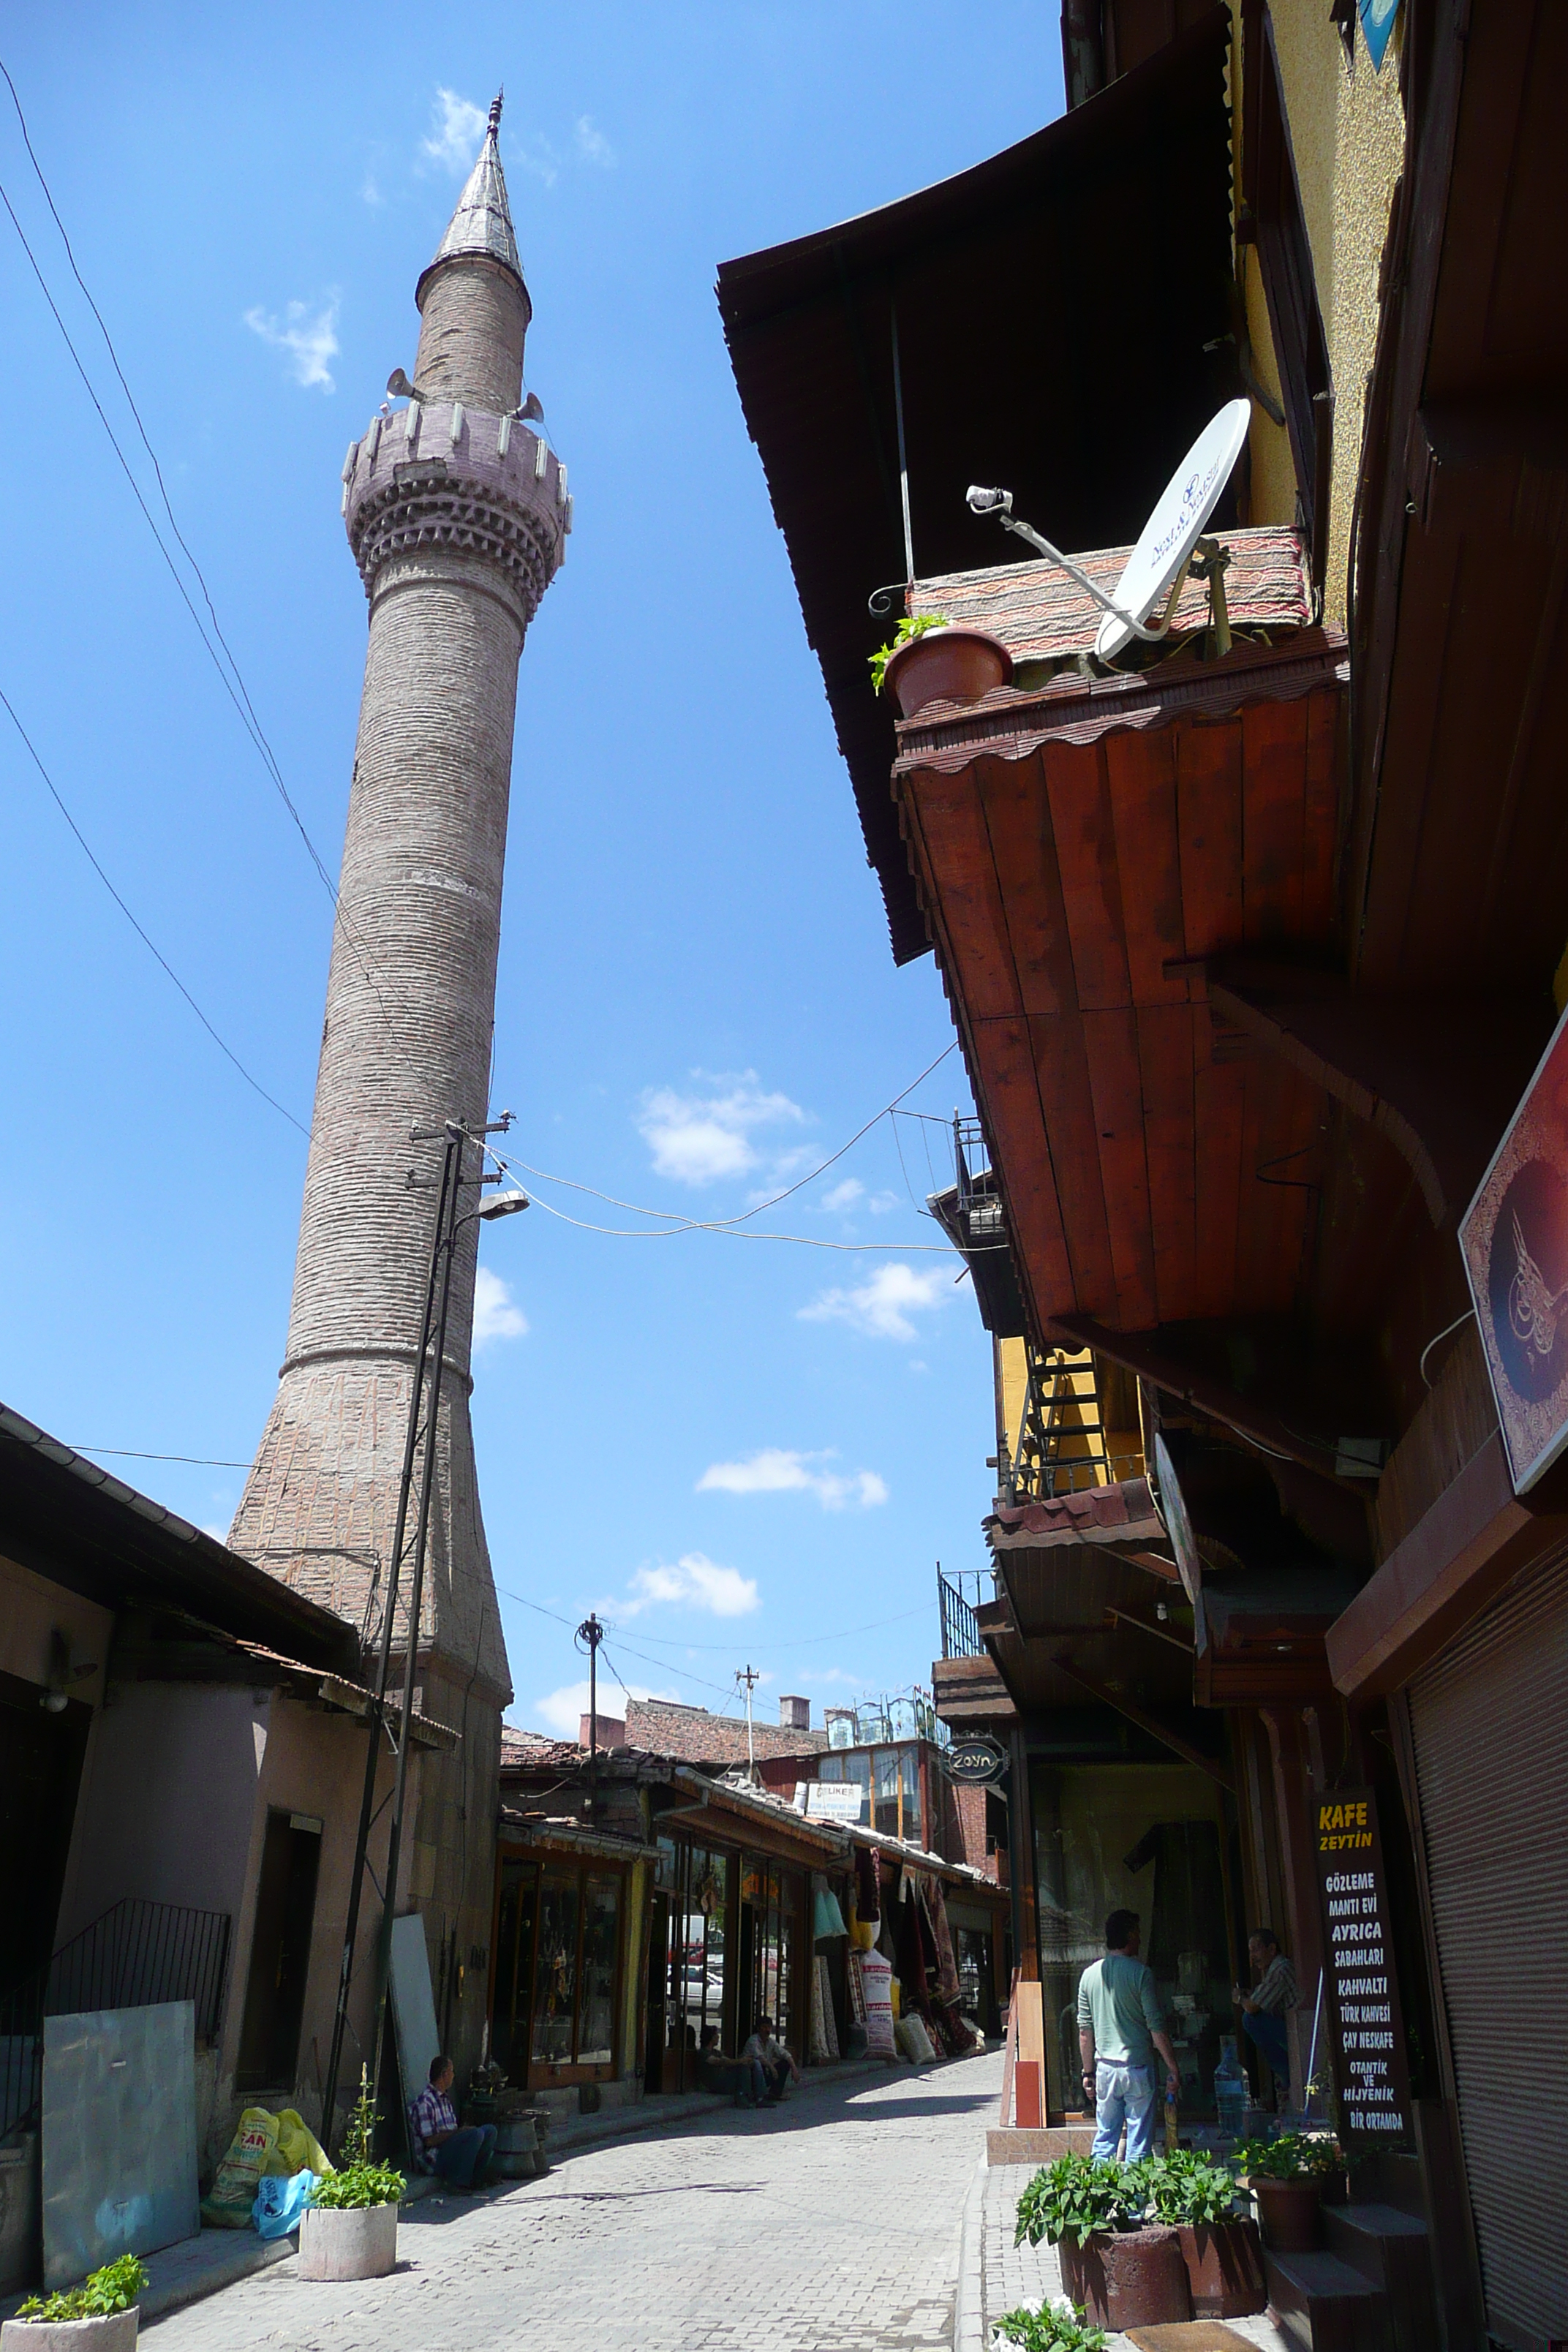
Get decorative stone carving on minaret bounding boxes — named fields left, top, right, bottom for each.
left=230, top=100, right=565, bottom=2012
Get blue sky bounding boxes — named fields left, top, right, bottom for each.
left=0, top=6, right=1062, bottom=1738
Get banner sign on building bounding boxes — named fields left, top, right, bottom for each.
left=1460, top=1003, right=1568, bottom=1492
left=1312, top=1786, right=1413, bottom=2149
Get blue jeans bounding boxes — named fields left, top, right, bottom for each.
left=1244, top=2009, right=1289, bottom=2087
left=1090, top=2059, right=1156, bottom=2164
left=433, top=2123, right=497, bottom=2188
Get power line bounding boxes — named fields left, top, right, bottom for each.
left=65, top=1446, right=254, bottom=1468
left=0, top=60, right=409, bottom=1059
left=0, top=685, right=311, bottom=1135
left=517, top=1191, right=962, bottom=1252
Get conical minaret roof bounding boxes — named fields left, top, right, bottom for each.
left=421, top=92, right=521, bottom=293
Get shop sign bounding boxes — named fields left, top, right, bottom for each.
left=946, top=1737, right=1006, bottom=1786
left=1311, top=1786, right=1413, bottom=2149
left=1460, top=1006, right=1568, bottom=1491
left=802, top=1783, right=865, bottom=1823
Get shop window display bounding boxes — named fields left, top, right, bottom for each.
left=1031, top=1761, right=1235, bottom=2118
left=490, top=1856, right=625, bottom=2081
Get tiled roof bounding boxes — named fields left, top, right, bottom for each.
left=625, top=1697, right=828, bottom=1763
left=986, top=1476, right=1165, bottom=1549
left=500, top=1725, right=578, bottom=1770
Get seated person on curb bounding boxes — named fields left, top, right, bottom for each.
left=741, top=2016, right=801, bottom=2104
left=696, top=2024, right=768, bottom=2108
left=1235, top=1926, right=1297, bottom=2103
left=1077, top=1908, right=1180, bottom=2166
left=411, top=2054, right=497, bottom=2192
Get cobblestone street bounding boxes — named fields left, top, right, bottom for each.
left=147, top=2056, right=1000, bottom=2352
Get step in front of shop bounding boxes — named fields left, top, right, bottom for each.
left=1264, top=2247, right=1392, bottom=2351
left=1321, top=2203, right=1436, bottom=2352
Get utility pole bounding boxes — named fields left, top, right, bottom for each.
left=577, top=1613, right=604, bottom=1813
left=319, top=1112, right=521, bottom=2148
left=738, top=1664, right=760, bottom=1783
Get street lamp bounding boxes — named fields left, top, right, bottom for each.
left=320, top=1118, right=526, bottom=2146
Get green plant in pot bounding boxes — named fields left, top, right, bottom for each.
left=869, top=613, right=946, bottom=696
left=311, top=2068, right=404, bottom=2212
left=992, top=2299, right=1107, bottom=2352
left=870, top=610, right=1013, bottom=718
left=1235, top=2130, right=1344, bottom=2255
left=12, top=2254, right=148, bottom=2329
left=1127, top=2152, right=1264, bottom=2320
left=1015, top=2155, right=1140, bottom=2250
left=296, top=2070, right=404, bottom=2283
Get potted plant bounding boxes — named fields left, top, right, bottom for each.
left=298, top=2070, right=404, bottom=2283
left=1234, top=2131, right=1345, bottom=2253
left=871, top=612, right=1013, bottom=718
left=1014, top=2156, right=1188, bottom=2329
left=3, top=2254, right=147, bottom=2349
left=992, top=2299, right=1107, bottom=2351
left=1128, top=2151, right=1264, bottom=2318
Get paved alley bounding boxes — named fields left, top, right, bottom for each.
left=147, top=2055, right=1000, bottom=2352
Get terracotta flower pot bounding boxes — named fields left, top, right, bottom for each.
left=1058, top=2228, right=1191, bottom=2328
left=1, top=2313, right=137, bottom=2351
left=1177, top=2218, right=1266, bottom=2317
left=882, top=627, right=1012, bottom=719
left=1251, top=2175, right=1323, bottom=2252
left=297, top=2202, right=397, bottom=2281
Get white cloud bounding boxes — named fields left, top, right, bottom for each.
left=576, top=116, right=615, bottom=166
left=869, top=1190, right=900, bottom=1215
left=472, top=1265, right=528, bottom=1345
left=697, top=1448, right=888, bottom=1511
left=820, top=1177, right=863, bottom=1213
left=513, top=137, right=559, bottom=189
left=244, top=296, right=340, bottom=392
left=624, top=1550, right=759, bottom=1618
left=798, top=1262, right=949, bottom=1343
left=531, top=1676, right=678, bottom=1738
left=422, top=87, right=488, bottom=173
left=637, top=1071, right=805, bottom=1187
left=201, top=1521, right=229, bottom=1542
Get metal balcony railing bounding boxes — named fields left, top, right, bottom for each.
left=938, top=1566, right=987, bottom=1660
left=1, top=1898, right=231, bottom=2138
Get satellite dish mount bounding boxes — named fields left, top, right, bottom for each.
left=966, top=399, right=1251, bottom=663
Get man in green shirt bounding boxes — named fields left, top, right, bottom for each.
left=1077, top=1908, right=1180, bottom=2163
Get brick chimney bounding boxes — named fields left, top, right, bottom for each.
left=779, top=1695, right=810, bottom=1732
left=579, top=1714, right=626, bottom=1751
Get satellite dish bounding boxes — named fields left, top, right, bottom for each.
left=1094, top=399, right=1251, bottom=660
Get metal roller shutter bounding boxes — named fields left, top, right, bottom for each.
left=1407, top=1541, right=1568, bottom=2348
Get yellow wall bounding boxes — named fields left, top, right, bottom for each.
left=1235, top=1, right=1405, bottom=630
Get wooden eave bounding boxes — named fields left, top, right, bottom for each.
left=892, top=627, right=1347, bottom=1340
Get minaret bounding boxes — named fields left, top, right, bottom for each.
left=230, top=97, right=567, bottom=2081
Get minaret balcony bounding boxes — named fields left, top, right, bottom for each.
left=344, top=402, right=569, bottom=617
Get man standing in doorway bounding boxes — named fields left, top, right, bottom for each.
left=1077, top=1909, right=1180, bottom=2163
left=1235, top=1926, right=1297, bottom=2103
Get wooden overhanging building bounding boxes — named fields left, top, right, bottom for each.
left=723, top=1, right=1568, bottom=2342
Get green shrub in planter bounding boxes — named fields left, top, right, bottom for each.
left=1014, top=2155, right=1139, bottom=2250
left=869, top=613, right=946, bottom=696
left=311, top=2068, right=404, bottom=2209
left=1233, top=2130, right=1342, bottom=2181
left=1126, top=2149, right=1245, bottom=2226
left=15, top=2255, right=148, bottom=2323
left=993, top=2300, right=1107, bottom=2352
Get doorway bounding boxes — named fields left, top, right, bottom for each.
left=644, top=1893, right=669, bottom=2094
left=235, top=1810, right=321, bottom=2092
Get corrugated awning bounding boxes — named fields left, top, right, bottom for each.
left=717, top=8, right=1236, bottom=963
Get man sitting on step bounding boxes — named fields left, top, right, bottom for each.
left=411, top=2053, right=497, bottom=2191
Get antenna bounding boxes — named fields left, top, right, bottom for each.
left=965, top=398, right=1252, bottom=660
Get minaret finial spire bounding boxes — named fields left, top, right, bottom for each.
left=488, top=89, right=502, bottom=139
left=418, top=88, right=522, bottom=296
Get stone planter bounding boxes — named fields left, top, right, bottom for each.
left=1177, top=2218, right=1266, bottom=2317
left=1, top=2313, right=138, bottom=2351
left=882, top=627, right=1012, bottom=718
left=1251, top=2176, right=1324, bottom=2253
left=1059, top=2227, right=1191, bottom=2328
left=298, top=2202, right=398, bottom=2281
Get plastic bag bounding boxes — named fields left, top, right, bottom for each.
left=896, top=2012, right=937, bottom=2065
left=252, top=2168, right=317, bottom=2240
left=201, top=2107, right=280, bottom=2229
left=268, top=2110, right=333, bottom=2178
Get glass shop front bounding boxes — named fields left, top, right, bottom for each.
left=647, top=1833, right=807, bottom=2093
left=1031, top=1759, right=1240, bottom=2119
left=491, top=1852, right=625, bottom=2087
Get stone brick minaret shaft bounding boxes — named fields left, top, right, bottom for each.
left=230, top=99, right=566, bottom=2055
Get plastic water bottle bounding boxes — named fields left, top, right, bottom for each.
left=1214, top=2036, right=1247, bottom=2139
